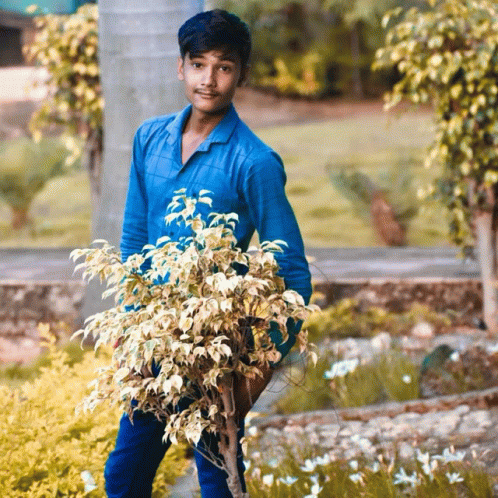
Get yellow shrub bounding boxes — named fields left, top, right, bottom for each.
left=0, top=347, right=188, bottom=497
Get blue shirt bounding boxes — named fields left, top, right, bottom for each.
left=121, top=103, right=311, bottom=359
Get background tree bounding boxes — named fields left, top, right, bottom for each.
left=373, top=0, right=498, bottom=331
left=24, top=4, right=102, bottom=209
left=83, top=0, right=203, bottom=318
left=0, top=137, right=71, bottom=229
left=216, top=0, right=427, bottom=98
left=321, top=0, right=426, bottom=98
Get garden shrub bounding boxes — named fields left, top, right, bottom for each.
left=0, top=333, right=188, bottom=497
left=421, top=345, right=498, bottom=396
left=304, top=298, right=451, bottom=343
left=276, top=350, right=420, bottom=413
left=0, top=137, right=73, bottom=229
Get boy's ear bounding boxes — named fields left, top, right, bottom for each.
left=177, top=56, right=185, bottom=81
left=238, top=64, right=250, bottom=87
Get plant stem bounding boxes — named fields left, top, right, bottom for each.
left=219, top=375, right=247, bottom=498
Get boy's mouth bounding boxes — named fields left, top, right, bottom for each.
left=196, top=91, right=219, bottom=98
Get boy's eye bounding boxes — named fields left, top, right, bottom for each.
left=192, top=62, right=202, bottom=68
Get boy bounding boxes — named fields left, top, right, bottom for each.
left=104, top=9, right=311, bottom=498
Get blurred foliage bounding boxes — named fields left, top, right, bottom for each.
left=327, top=165, right=419, bottom=245
left=304, top=298, right=451, bottom=344
left=421, top=345, right=498, bottom=396
left=276, top=349, right=420, bottom=412
left=244, top=444, right=493, bottom=497
left=373, top=0, right=498, bottom=249
left=328, top=161, right=420, bottom=227
left=0, top=137, right=73, bottom=228
left=24, top=4, right=102, bottom=204
left=24, top=4, right=101, bottom=141
left=0, top=334, right=89, bottom=390
left=0, top=326, right=188, bottom=497
left=215, top=0, right=427, bottom=97
left=0, top=169, right=91, bottom=247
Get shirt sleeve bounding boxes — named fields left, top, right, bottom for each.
left=241, top=150, right=312, bottom=361
left=120, top=127, right=148, bottom=264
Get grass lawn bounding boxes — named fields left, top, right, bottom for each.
left=256, top=110, right=451, bottom=247
left=0, top=109, right=452, bottom=248
left=0, top=169, right=91, bottom=247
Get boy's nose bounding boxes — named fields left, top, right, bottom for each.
left=202, top=67, right=216, bottom=87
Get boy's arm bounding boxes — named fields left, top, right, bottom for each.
left=234, top=151, right=311, bottom=420
left=241, top=150, right=312, bottom=360
left=120, top=128, right=149, bottom=264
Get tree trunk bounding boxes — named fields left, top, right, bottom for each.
left=83, top=127, right=103, bottom=212
left=350, top=22, right=364, bottom=99
left=219, top=376, right=249, bottom=498
left=83, top=0, right=203, bottom=319
left=370, top=193, right=406, bottom=246
left=11, top=207, right=30, bottom=229
left=474, top=210, right=498, bottom=333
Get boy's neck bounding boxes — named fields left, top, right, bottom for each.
left=182, top=104, right=230, bottom=138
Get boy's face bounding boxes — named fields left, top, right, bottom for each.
left=177, top=49, right=248, bottom=117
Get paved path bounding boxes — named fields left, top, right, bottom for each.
left=0, top=247, right=481, bottom=282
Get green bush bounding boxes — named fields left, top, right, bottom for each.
left=0, top=339, right=188, bottom=497
left=304, top=299, right=451, bottom=343
left=276, top=350, right=419, bottom=413
left=0, top=137, right=73, bottom=229
left=24, top=4, right=102, bottom=208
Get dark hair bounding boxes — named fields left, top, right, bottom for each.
left=178, top=9, right=251, bottom=67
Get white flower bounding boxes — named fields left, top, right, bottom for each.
left=369, top=461, right=380, bottom=473
left=247, top=426, right=258, bottom=437
left=262, top=474, right=274, bottom=486
left=446, top=472, right=464, bottom=484
left=251, top=467, right=261, bottom=480
left=402, top=374, right=412, bottom=384
left=433, top=448, right=465, bottom=463
left=304, top=478, right=323, bottom=498
left=416, top=449, right=430, bottom=466
left=300, top=459, right=318, bottom=472
left=267, top=457, right=279, bottom=468
left=279, top=476, right=298, bottom=485
left=324, top=358, right=359, bottom=379
left=450, top=351, right=460, bottom=362
left=393, top=467, right=419, bottom=487
left=314, top=454, right=331, bottom=466
left=81, top=471, right=97, bottom=493
left=416, top=449, right=436, bottom=479
left=243, top=460, right=251, bottom=471
left=371, top=332, right=391, bottom=351
left=349, top=459, right=359, bottom=471
left=486, top=343, right=498, bottom=354
left=349, top=472, right=363, bottom=483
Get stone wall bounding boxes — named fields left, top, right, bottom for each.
left=0, top=277, right=484, bottom=340
left=0, top=280, right=85, bottom=339
left=314, top=278, right=482, bottom=325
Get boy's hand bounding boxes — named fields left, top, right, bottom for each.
left=233, top=363, right=274, bottom=423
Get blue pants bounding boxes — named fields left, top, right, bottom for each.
left=104, top=409, right=246, bottom=498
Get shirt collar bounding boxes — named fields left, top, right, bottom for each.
left=165, top=103, right=239, bottom=149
